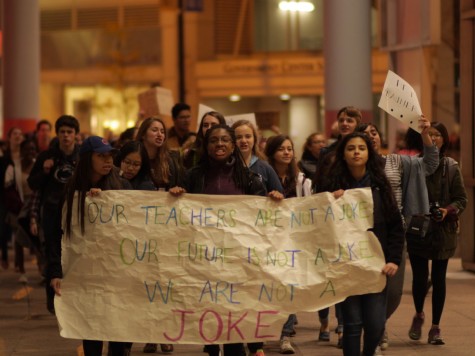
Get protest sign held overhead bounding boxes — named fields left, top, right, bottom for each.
left=378, top=70, right=423, bottom=132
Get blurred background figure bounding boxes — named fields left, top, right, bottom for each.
left=398, top=128, right=423, bottom=156
left=167, top=103, right=194, bottom=152
left=114, top=127, right=138, bottom=149
left=298, top=132, right=326, bottom=179
left=34, top=120, right=52, bottom=153
left=1, top=127, right=25, bottom=271
left=4, top=139, right=38, bottom=281
left=183, top=111, right=226, bottom=169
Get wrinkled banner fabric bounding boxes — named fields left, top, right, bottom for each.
left=55, top=188, right=385, bottom=344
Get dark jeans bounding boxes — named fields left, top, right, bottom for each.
left=42, top=204, right=59, bottom=313
left=341, top=290, right=387, bottom=356
left=318, top=303, right=344, bottom=328
left=83, top=340, right=126, bottom=356
left=409, top=253, right=449, bottom=325
left=280, top=314, right=297, bottom=338
left=0, top=204, right=11, bottom=265
left=247, top=341, right=263, bottom=352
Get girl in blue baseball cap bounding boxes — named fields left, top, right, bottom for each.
left=50, top=135, right=130, bottom=356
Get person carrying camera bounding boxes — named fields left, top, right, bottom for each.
left=407, top=122, right=467, bottom=345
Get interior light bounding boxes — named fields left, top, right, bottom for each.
left=279, top=1, right=315, bottom=12
left=280, top=93, right=291, bottom=101
left=109, top=120, right=120, bottom=130
left=229, top=94, right=241, bottom=102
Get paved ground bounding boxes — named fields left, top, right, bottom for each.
left=1, top=251, right=475, bottom=355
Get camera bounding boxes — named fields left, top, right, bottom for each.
left=429, top=201, right=443, bottom=220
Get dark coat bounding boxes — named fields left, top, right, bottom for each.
left=329, top=173, right=405, bottom=266
left=408, top=157, right=468, bottom=260
left=27, top=142, right=80, bottom=207
left=49, top=169, right=131, bottom=279
left=298, top=150, right=318, bottom=179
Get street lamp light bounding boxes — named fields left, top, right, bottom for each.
left=278, top=1, right=315, bottom=12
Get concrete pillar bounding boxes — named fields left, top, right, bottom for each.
left=160, top=8, right=180, bottom=107
left=2, top=0, right=40, bottom=137
left=183, top=10, right=200, bottom=131
left=323, top=0, right=373, bottom=135
left=289, top=97, right=319, bottom=159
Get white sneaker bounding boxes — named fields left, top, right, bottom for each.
left=374, top=345, right=383, bottom=356
left=280, top=337, right=295, bottom=354
left=380, top=329, right=389, bottom=350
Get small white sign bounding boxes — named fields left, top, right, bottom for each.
left=197, top=103, right=216, bottom=128
left=225, top=113, right=257, bottom=128
left=138, top=87, right=174, bottom=118
left=378, top=70, right=422, bottom=132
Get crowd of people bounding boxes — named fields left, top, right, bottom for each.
left=0, top=104, right=468, bottom=356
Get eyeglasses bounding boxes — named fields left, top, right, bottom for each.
left=122, top=159, right=141, bottom=168
left=208, top=136, right=233, bottom=145
left=429, top=133, right=442, bottom=139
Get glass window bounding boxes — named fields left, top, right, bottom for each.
left=254, top=0, right=323, bottom=52
left=254, top=1, right=379, bottom=52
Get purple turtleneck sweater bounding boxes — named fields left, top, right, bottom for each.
left=203, top=161, right=243, bottom=195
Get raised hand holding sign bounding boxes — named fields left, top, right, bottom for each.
left=378, top=70, right=423, bottom=132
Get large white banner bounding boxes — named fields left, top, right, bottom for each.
left=55, top=188, right=386, bottom=344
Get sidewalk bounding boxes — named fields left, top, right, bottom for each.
left=1, top=253, right=475, bottom=355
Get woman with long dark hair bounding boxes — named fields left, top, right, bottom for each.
left=264, top=134, right=312, bottom=354
left=407, top=122, right=467, bottom=345
left=112, top=140, right=155, bottom=355
left=170, top=124, right=271, bottom=356
left=298, top=132, right=326, bottom=178
left=50, top=136, right=130, bottom=356
left=115, top=140, right=154, bottom=190
left=358, top=118, right=438, bottom=351
left=327, top=132, right=404, bottom=356
left=136, top=117, right=183, bottom=192
left=136, top=117, right=182, bottom=353
left=183, top=111, right=226, bottom=169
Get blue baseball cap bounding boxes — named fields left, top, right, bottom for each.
left=80, top=136, right=117, bottom=155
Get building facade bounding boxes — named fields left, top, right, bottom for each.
left=13, top=0, right=388, bottom=154
left=1, top=0, right=473, bottom=267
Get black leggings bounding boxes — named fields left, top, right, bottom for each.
left=408, top=253, right=449, bottom=325
left=204, top=343, right=246, bottom=356
left=82, top=340, right=126, bottom=356
left=0, top=206, right=11, bottom=265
